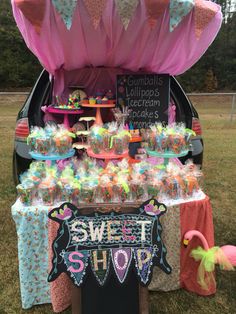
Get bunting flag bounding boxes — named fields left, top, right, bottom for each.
left=169, top=0, right=194, bottom=32
left=52, top=0, right=78, bottom=30
left=194, top=0, right=218, bottom=39
left=90, top=249, right=111, bottom=285
left=63, top=250, right=90, bottom=286
left=133, top=247, right=154, bottom=284
left=15, top=0, right=46, bottom=34
left=83, top=0, right=108, bottom=29
left=111, top=248, right=132, bottom=283
left=145, top=0, right=169, bottom=28
left=115, top=0, right=139, bottom=30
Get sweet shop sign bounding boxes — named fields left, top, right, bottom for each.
left=48, top=199, right=172, bottom=287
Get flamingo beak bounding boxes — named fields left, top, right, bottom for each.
left=183, top=239, right=189, bottom=248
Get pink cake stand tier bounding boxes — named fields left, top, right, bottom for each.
left=87, top=148, right=129, bottom=164
left=47, top=107, right=84, bottom=128
left=81, top=103, right=115, bottom=125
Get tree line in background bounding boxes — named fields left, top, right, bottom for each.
left=0, top=0, right=235, bottom=92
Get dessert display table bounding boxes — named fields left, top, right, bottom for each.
left=46, top=107, right=84, bottom=128
left=11, top=194, right=215, bottom=312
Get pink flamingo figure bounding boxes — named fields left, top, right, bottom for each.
left=183, top=230, right=235, bottom=289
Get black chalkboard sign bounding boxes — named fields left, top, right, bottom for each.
left=117, top=74, right=170, bottom=129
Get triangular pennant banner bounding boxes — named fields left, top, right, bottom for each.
left=169, top=0, right=194, bottom=32
left=83, top=0, right=108, bottom=29
left=63, top=250, right=90, bottom=286
left=90, top=249, right=111, bottom=285
left=115, top=0, right=139, bottom=30
left=133, top=247, right=154, bottom=284
left=145, top=0, right=169, bottom=28
left=111, top=248, right=132, bottom=283
left=194, top=0, right=218, bottom=39
left=52, top=0, right=78, bottom=30
left=15, top=0, right=46, bottom=34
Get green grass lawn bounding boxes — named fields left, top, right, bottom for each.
left=0, top=95, right=235, bottom=313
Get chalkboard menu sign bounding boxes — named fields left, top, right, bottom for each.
left=117, top=74, right=170, bottom=129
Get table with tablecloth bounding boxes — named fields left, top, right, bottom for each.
left=12, top=193, right=215, bottom=312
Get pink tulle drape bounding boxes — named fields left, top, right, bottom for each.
left=12, top=0, right=222, bottom=95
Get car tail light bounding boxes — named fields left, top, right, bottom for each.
left=192, top=118, right=202, bottom=136
left=15, top=118, right=30, bottom=141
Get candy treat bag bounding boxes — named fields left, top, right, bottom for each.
left=156, top=133, right=168, bottom=153
left=61, top=181, right=80, bottom=205
left=183, top=160, right=203, bottom=194
left=38, top=177, right=57, bottom=206
left=58, top=166, right=75, bottom=201
left=89, top=126, right=105, bottom=154
left=103, top=122, right=117, bottom=152
left=185, top=175, right=200, bottom=197
left=147, top=177, right=161, bottom=199
left=103, top=130, right=112, bottom=153
left=79, top=178, right=97, bottom=203
left=104, top=161, right=119, bottom=178
left=27, top=126, right=41, bottom=152
left=29, top=161, right=46, bottom=179
left=97, top=174, right=114, bottom=203
left=70, top=179, right=81, bottom=205
left=54, top=126, right=74, bottom=155
left=147, top=128, right=156, bottom=151
left=184, top=129, right=196, bottom=150
left=113, top=175, right=131, bottom=202
left=130, top=176, right=147, bottom=202
left=17, top=182, right=35, bottom=206
left=36, top=135, right=52, bottom=155
left=112, top=128, right=131, bottom=155
left=58, top=181, right=70, bottom=202
left=168, top=133, right=185, bottom=154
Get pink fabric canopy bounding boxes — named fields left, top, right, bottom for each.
left=12, top=0, right=222, bottom=95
